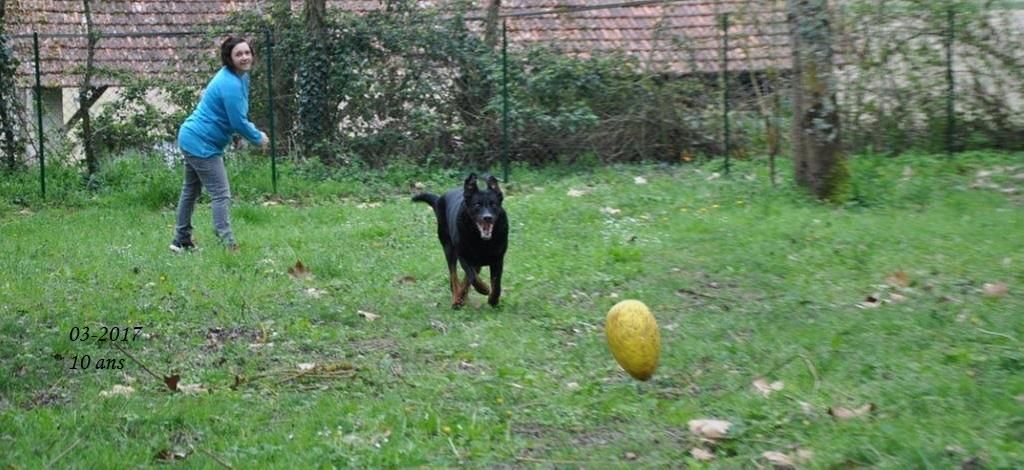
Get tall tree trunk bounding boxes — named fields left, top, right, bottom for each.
left=81, top=0, right=99, bottom=176
left=787, top=0, right=848, bottom=200
left=0, top=0, right=23, bottom=171
left=298, top=0, right=332, bottom=163
left=270, top=0, right=294, bottom=155
left=484, top=0, right=501, bottom=49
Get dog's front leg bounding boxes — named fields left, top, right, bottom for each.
left=448, top=264, right=464, bottom=309
left=488, top=261, right=503, bottom=307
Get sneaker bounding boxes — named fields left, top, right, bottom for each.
left=169, top=239, right=196, bottom=253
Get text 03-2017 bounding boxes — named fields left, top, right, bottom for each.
left=68, top=326, right=144, bottom=343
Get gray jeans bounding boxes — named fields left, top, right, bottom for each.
left=173, top=153, right=235, bottom=246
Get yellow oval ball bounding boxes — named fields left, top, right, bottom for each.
left=605, top=300, right=661, bottom=381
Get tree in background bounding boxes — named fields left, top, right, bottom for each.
left=79, top=0, right=99, bottom=177
left=297, top=0, right=333, bottom=164
left=0, top=0, right=25, bottom=171
left=787, top=0, right=848, bottom=200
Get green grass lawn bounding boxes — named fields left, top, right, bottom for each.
left=1, top=152, right=1022, bottom=468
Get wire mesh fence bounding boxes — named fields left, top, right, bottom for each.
left=1, top=0, right=1022, bottom=199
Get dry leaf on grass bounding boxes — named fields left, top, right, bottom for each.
left=288, top=260, right=312, bottom=279
left=178, top=383, right=207, bottom=395
left=688, top=419, right=732, bottom=440
left=828, top=403, right=875, bottom=420
left=600, top=207, right=622, bottom=215
left=357, top=310, right=380, bottom=321
left=297, top=363, right=316, bottom=371
left=762, top=451, right=795, bottom=467
left=99, top=384, right=135, bottom=397
left=886, top=271, right=911, bottom=288
left=567, top=189, right=586, bottom=197
left=858, top=294, right=883, bottom=309
left=304, top=287, right=325, bottom=298
left=983, top=282, right=1009, bottom=297
left=634, top=176, right=648, bottom=185
left=753, top=378, right=785, bottom=397
left=154, top=448, right=188, bottom=462
left=690, top=448, right=715, bottom=461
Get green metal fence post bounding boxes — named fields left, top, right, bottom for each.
left=501, top=19, right=510, bottom=183
left=33, top=32, right=45, bottom=199
left=264, top=28, right=278, bottom=194
left=720, top=13, right=730, bottom=175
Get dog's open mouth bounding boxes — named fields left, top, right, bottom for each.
left=476, top=221, right=494, bottom=240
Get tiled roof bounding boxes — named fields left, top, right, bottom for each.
left=6, top=1, right=789, bottom=87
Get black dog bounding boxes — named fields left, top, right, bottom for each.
left=412, top=173, right=508, bottom=309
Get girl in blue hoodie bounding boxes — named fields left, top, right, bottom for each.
left=171, top=36, right=268, bottom=252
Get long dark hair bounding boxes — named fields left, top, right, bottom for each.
left=220, top=36, right=250, bottom=72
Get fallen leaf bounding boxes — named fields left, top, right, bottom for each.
left=796, top=449, right=815, bottom=462
left=99, top=385, right=135, bottom=397
left=753, top=378, right=785, bottom=397
left=154, top=448, right=188, bottom=462
left=600, top=206, right=621, bottom=215
left=178, top=383, right=207, bottom=395
left=623, top=451, right=638, bottom=461
left=983, top=282, right=1009, bottom=297
left=889, top=293, right=907, bottom=303
left=164, top=374, right=180, bottom=391
left=902, top=166, right=914, bottom=178
left=567, top=189, right=586, bottom=197
left=688, top=419, right=732, bottom=440
left=858, top=294, right=883, bottom=309
left=634, top=176, right=648, bottom=185
left=397, top=275, right=417, bottom=284
left=1015, top=394, right=1024, bottom=403
left=762, top=451, right=795, bottom=467
left=304, top=287, right=325, bottom=298
left=706, top=172, right=721, bottom=181
left=357, top=310, right=380, bottom=321
left=356, top=202, right=382, bottom=209
left=828, top=403, right=874, bottom=420
left=886, top=271, right=911, bottom=288
left=18, top=208, right=33, bottom=215
left=297, top=363, right=316, bottom=371
left=413, top=182, right=426, bottom=190
left=799, top=401, right=816, bottom=416
left=288, top=260, right=312, bottom=279
left=261, top=200, right=279, bottom=207
left=690, top=448, right=715, bottom=461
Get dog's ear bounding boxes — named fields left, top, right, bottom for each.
left=463, top=173, right=479, bottom=194
left=486, top=175, right=502, bottom=198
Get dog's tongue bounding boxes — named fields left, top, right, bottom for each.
left=477, top=221, right=494, bottom=240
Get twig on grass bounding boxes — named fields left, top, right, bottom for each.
left=976, top=328, right=1018, bottom=342
left=800, top=354, right=821, bottom=392
left=447, top=437, right=461, bottom=460
left=111, top=341, right=163, bottom=383
left=196, top=446, right=234, bottom=469
left=45, top=437, right=82, bottom=468
left=515, top=456, right=590, bottom=465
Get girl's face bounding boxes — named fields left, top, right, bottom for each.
left=231, top=42, right=253, bottom=72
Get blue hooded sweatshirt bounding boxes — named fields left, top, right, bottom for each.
left=178, top=66, right=263, bottom=158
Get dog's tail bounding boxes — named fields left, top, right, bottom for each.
left=411, top=193, right=440, bottom=208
